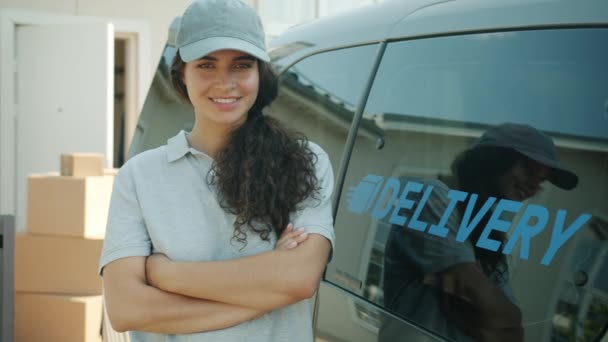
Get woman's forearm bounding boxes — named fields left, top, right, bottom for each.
left=148, top=235, right=331, bottom=311
left=119, top=284, right=264, bottom=334
left=103, top=257, right=264, bottom=334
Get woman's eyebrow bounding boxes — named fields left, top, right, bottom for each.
left=196, top=55, right=256, bottom=61
left=233, top=55, right=256, bottom=61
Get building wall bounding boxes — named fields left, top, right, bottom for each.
left=0, top=0, right=191, bottom=78
left=0, top=0, right=382, bottom=90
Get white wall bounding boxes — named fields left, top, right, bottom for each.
left=0, top=0, right=191, bottom=77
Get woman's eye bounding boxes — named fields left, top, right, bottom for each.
left=197, top=63, right=214, bottom=69
left=234, top=63, right=253, bottom=69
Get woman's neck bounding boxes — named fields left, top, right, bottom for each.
left=187, top=123, right=231, bottom=158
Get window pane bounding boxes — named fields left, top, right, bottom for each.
left=365, top=29, right=608, bottom=140
left=268, top=44, right=379, bottom=168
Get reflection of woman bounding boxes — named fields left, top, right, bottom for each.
left=382, top=123, right=578, bottom=342
left=98, top=1, right=335, bottom=341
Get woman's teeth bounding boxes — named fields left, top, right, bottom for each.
left=212, top=98, right=238, bottom=104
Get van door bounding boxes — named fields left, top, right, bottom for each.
left=336, top=27, right=608, bottom=341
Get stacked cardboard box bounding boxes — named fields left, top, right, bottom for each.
left=15, top=153, right=115, bottom=342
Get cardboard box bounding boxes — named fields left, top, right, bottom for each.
left=61, top=153, right=105, bottom=177
left=15, top=293, right=102, bottom=342
left=15, top=234, right=103, bottom=295
left=26, top=173, right=114, bottom=238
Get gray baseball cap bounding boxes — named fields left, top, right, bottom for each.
left=176, top=0, right=269, bottom=63
left=475, top=123, right=579, bottom=190
left=168, top=16, right=181, bottom=48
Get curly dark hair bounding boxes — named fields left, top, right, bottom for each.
left=171, top=51, right=320, bottom=245
left=451, top=145, right=525, bottom=282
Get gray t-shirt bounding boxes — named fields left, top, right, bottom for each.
left=99, top=131, right=335, bottom=342
left=381, top=179, right=515, bottom=342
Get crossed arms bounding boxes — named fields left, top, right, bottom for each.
left=102, top=227, right=330, bottom=334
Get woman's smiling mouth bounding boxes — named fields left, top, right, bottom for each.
left=211, top=97, right=240, bottom=104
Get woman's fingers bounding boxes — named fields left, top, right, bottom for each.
left=276, top=225, right=309, bottom=250
left=276, top=223, right=294, bottom=242
left=276, top=223, right=295, bottom=245
left=277, top=231, right=305, bottom=249
left=278, top=236, right=305, bottom=250
left=290, top=231, right=309, bottom=245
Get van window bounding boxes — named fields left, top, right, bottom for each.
left=268, top=43, right=380, bottom=177
left=365, top=29, right=607, bottom=140
left=331, top=28, right=608, bottom=341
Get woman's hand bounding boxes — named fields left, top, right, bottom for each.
left=146, top=253, right=173, bottom=290
left=275, top=223, right=308, bottom=250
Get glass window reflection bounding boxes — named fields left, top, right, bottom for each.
left=330, top=28, right=608, bottom=342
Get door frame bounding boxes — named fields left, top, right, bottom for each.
left=0, top=9, right=150, bottom=217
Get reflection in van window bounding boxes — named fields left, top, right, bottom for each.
left=365, top=29, right=608, bottom=140
left=329, top=28, right=608, bottom=342
left=379, top=123, right=580, bottom=342
left=269, top=44, right=380, bottom=175
left=286, top=44, right=379, bottom=111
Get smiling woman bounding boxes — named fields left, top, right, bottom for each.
left=98, top=0, right=336, bottom=341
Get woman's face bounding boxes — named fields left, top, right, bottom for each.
left=182, top=49, right=259, bottom=128
left=496, top=158, right=551, bottom=201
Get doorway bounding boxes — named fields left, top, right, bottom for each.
left=114, top=33, right=140, bottom=168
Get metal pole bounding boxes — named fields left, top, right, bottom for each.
left=0, top=215, right=15, bottom=342
left=331, top=41, right=387, bottom=220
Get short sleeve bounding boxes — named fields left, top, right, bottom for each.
left=387, top=180, right=476, bottom=275
left=98, top=163, right=152, bottom=274
left=290, top=144, right=336, bottom=253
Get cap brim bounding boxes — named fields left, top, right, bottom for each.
left=549, top=167, right=579, bottom=190
left=518, top=150, right=579, bottom=190
left=179, top=36, right=270, bottom=63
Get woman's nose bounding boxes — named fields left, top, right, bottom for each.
left=213, top=71, right=236, bottom=89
